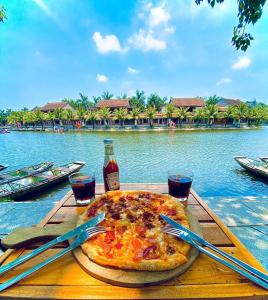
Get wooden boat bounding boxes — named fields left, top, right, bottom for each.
left=0, top=162, right=54, bottom=185
left=0, top=165, right=8, bottom=172
left=259, top=157, right=268, bottom=163
left=234, top=156, right=268, bottom=179
left=0, top=161, right=85, bottom=200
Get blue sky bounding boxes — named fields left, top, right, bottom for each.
left=1, top=0, right=268, bottom=110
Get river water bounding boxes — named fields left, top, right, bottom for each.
left=1, top=127, right=268, bottom=203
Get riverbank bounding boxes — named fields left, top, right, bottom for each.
left=7, top=124, right=260, bottom=133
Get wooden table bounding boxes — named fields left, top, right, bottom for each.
left=0, top=183, right=267, bottom=299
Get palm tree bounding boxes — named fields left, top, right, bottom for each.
left=64, top=109, right=75, bottom=128
left=232, top=103, right=249, bottom=127
left=101, top=91, right=113, bottom=100
left=164, top=103, right=175, bottom=126
left=147, top=93, right=167, bottom=112
left=221, top=106, right=234, bottom=127
left=7, top=111, right=22, bottom=127
left=54, top=108, right=64, bottom=125
left=98, top=107, right=111, bottom=127
left=250, top=105, right=268, bottom=126
left=114, top=108, right=128, bottom=127
left=130, top=107, right=141, bottom=127
left=145, top=106, right=157, bottom=128
left=176, top=107, right=190, bottom=128
left=86, top=110, right=99, bottom=129
left=117, top=93, right=128, bottom=99
left=23, top=112, right=37, bottom=127
left=76, top=106, right=86, bottom=124
left=47, top=111, right=56, bottom=128
left=193, top=108, right=205, bottom=127
left=204, top=104, right=219, bottom=127
left=130, top=90, right=146, bottom=111
left=77, top=93, right=94, bottom=110
left=34, top=110, right=45, bottom=129
left=92, top=96, right=101, bottom=105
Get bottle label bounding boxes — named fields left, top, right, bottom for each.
left=106, top=172, right=120, bottom=190
left=105, top=145, right=114, bottom=156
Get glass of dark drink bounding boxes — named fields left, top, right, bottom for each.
left=69, top=172, right=95, bottom=206
left=168, top=169, right=193, bottom=205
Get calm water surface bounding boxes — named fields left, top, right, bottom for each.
left=1, top=128, right=268, bottom=203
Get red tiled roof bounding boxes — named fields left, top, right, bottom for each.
left=96, top=99, right=130, bottom=108
left=40, top=102, right=71, bottom=111
left=170, top=98, right=205, bottom=107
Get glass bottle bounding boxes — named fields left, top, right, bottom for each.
left=103, top=139, right=120, bottom=192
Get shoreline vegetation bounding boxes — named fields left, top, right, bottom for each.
left=1, top=92, right=268, bottom=131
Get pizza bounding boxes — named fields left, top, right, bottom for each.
left=78, top=190, right=191, bottom=271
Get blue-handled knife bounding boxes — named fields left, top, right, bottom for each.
left=0, top=212, right=105, bottom=275
left=161, top=214, right=268, bottom=284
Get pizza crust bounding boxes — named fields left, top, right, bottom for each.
left=78, top=191, right=191, bottom=271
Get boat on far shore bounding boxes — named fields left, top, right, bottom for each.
left=0, top=129, right=10, bottom=134
left=0, top=161, right=85, bottom=200
left=234, top=156, right=268, bottom=179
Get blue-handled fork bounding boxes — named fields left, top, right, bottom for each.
left=0, top=213, right=106, bottom=292
left=161, top=214, right=268, bottom=290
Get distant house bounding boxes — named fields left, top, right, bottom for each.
left=217, top=98, right=244, bottom=112
left=170, top=97, right=205, bottom=112
left=218, top=98, right=243, bottom=107
left=39, top=102, right=73, bottom=113
left=96, top=99, right=131, bottom=112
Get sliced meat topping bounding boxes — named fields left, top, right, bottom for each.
left=111, top=213, right=121, bottom=220
left=167, top=245, right=176, bottom=255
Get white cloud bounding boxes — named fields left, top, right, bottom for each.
left=232, top=57, right=251, bottom=70
left=32, top=0, right=52, bottom=16
left=148, top=3, right=170, bottom=27
left=96, top=74, right=108, bottom=83
left=127, top=67, right=140, bottom=74
left=128, top=29, right=166, bottom=51
left=216, top=77, right=232, bottom=86
left=92, top=32, right=125, bottom=54
left=164, top=26, right=175, bottom=34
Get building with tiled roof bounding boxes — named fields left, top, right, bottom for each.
left=170, top=97, right=205, bottom=112
left=218, top=98, right=243, bottom=107
left=217, top=98, right=244, bottom=112
left=96, top=99, right=131, bottom=111
left=39, top=102, right=73, bottom=113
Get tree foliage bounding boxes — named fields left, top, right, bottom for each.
left=147, top=93, right=167, bottom=112
left=62, top=93, right=93, bottom=110
left=101, top=91, right=114, bottom=100
left=195, top=0, right=267, bottom=51
left=0, top=5, right=6, bottom=22
left=130, top=90, right=146, bottom=111
left=76, top=93, right=93, bottom=110
left=205, top=95, right=221, bottom=105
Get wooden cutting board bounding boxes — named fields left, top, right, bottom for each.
left=1, top=220, right=76, bottom=249
left=71, top=210, right=202, bottom=287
